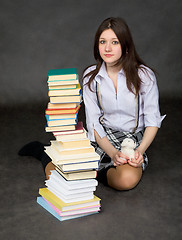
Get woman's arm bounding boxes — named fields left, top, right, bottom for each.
left=137, top=126, right=158, bottom=155
left=94, top=130, right=129, bottom=166
left=128, top=126, right=158, bottom=167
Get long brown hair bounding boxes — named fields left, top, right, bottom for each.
left=83, top=17, right=152, bottom=96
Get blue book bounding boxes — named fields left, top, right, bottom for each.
left=37, top=197, right=98, bottom=221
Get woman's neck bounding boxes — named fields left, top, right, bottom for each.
left=105, top=62, right=122, bottom=75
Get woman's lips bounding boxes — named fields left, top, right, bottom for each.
left=104, top=54, right=113, bottom=57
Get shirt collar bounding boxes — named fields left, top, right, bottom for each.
left=95, top=62, right=125, bottom=83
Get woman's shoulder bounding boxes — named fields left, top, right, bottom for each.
left=83, top=64, right=97, bottom=77
left=138, top=65, right=156, bottom=84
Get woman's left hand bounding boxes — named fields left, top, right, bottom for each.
left=128, top=149, right=144, bottom=168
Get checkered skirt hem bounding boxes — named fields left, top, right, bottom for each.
left=91, top=126, right=148, bottom=171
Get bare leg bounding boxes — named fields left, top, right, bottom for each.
left=107, top=164, right=142, bottom=191
left=45, top=162, right=56, bottom=180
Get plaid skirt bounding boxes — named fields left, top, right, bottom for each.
left=91, top=126, right=148, bottom=171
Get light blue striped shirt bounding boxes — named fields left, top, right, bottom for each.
left=83, top=63, right=165, bottom=142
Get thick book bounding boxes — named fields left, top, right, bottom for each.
left=45, top=103, right=80, bottom=115
left=45, top=177, right=96, bottom=195
left=43, top=197, right=100, bottom=217
left=49, top=95, right=82, bottom=104
left=48, top=68, right=77, bottom=81
left=45, top=124, right=76, bottom=132
left=55, top=167, right=97, bottom=181
left=46, top=185, right=94, bottom=203
left=39, top=188, right=101, bottom=212
left=37, top=197, right=99, bottom=221
left=52, top=159, right=99, bottom=173
left=50, top=141, right=95, bottom=155
left=45, top=146, right=100, bottom=165
left=48, top=83, right=81, bottom=97
left=48, top=170, right=98, bottom=190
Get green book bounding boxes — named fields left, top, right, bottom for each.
left=48, top=68, right=77, bottom=81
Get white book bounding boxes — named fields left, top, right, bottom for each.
left=47, top=186, right=94, bottom=203
left=49, top=170, right=98, bottom=190
left=45, top=180, right=96, bottom=195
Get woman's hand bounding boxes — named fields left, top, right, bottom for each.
left=112, top=151, right=129, bottom=166
left=128, top=149, right=144, bottom=168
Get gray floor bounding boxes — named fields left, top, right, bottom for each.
left=0, top=97, right=181, bottom=240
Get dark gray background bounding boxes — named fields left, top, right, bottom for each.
left=0, top=0, right=182, bottom=106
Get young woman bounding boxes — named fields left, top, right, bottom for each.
left=82, top=17, right=165, bottom=190
left=19, top=17, right=165, bottom=189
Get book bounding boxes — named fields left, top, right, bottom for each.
left=52, top=121, right=84, bottom=135
left=45, top=125, right=76, bottom=132
left=46, top=184, right=94, bottom=203
left=44, top=146, right=100, bottom=165
left=43, top=197, right=100, bottom=217
left=50, top=141, right=95, bottom=155
left=37, top=197, right=99, bottom=221
left=49, top=84, right=77, bottom=90
left=47, top=102, right=80, bottom=110
left=52, top=159, right=99, bottom=173
left=45, top=178, right=96, bottom=194
left=48, top=79, right=79, bottom=86
left=39, top=188, right=101, bottom=212
left=54, top=130, right=87, bottom=141
left=48, top=83, right=81, bottom=97
left=57, top=138, right=91, bottom=149
left=46, top=104, right=81, bottom=115
left=48, top=68, right=77, bottom=81
left=45, top=117, right=76, bottom=127
left=55, top=168, right=97, bottom=181
left=46, top=113, right=77, bottom=120
left=48, top=170, right=98, bottom=190
left=49, top=95, right=82, bottom=104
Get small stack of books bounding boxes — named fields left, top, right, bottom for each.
left=37, top=68, right=101, bottom=221
left=45, top=68, right=81, bottom=133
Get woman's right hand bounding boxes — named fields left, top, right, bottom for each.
left=112, top=151, right=129, bottom=166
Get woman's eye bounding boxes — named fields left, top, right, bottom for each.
left=112, top=41, right=119, bottom=45
left=99, top=40, right=105, bottom=44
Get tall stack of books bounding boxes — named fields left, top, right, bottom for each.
left=37, top=68, right=101, bottom=221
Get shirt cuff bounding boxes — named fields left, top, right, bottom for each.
left=87, top=122, right=106, bottom=142
left=144, top=114, right=166, bottom=128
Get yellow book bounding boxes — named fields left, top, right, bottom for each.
left=48, top=83, right=81, bottom=96
left=51, top=140, right=95, bottom=155
left=44, top=146, right=100, bottom=165
left=59, top=138, right=90, bottom=149
left=39, top=188, right=100, bottom=212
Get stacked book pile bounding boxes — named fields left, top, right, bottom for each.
left=37, top=68, right=101, bottom=221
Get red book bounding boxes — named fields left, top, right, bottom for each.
left=45, top=104, right=81, bottom=115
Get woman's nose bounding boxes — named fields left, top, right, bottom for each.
left=105, top=42, right=112, bottom=52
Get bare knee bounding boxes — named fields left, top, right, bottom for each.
left=107, top=165, right=142, bottom=191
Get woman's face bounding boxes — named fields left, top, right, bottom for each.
left=99, top=29, right=122, bottom=67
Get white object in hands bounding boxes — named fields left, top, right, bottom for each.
left=121, top=138, right=136, bottom=160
